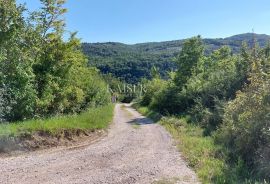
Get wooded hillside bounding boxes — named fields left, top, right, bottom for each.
left=82, top=33, right=270, bottom=83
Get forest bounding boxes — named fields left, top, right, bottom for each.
left=82, top=33, right=270, bottom=83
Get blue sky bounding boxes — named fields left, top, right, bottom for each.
left=18, top=0, right=270, bottom=44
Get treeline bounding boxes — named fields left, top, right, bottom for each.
left=139, top=36, right=270, bottom=181
left=82, top=33, right=270, bottom=84
left=0, top=0, right=110, bottom=123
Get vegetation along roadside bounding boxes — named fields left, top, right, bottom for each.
left=0, top=104, right=114, bottom=153
left=0, top=0, right=114, bottom=153
left=133, top=35, right=270, bottom=183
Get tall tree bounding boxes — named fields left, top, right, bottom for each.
left=0, top=0, right=37, bottom=121
left=32, top=0, right=110, bottom=115
left=174, top=36, right=204, bottom=88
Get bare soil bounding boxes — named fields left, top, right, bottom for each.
left=0, top=104, right=199, bottom=184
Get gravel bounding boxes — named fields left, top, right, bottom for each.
left=0, top=104, right=199, bottom=184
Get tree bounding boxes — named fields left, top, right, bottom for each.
left=0, top=0, right=37, bottom=121
left=174, top=36, right=204, bottom=88
left=0, top=0, right=110, bottom=122
left=32, top=0, right=110, bottom=116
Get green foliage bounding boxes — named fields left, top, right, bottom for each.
left=150, top=82, right=183, bottom=114
left=82, top=42, right=177, bottom=84
left=0, top=0, right=111, bottom=122
left=0, top=104, right=114, bottom=137
left=102, top=73, right=137, bottom=103
left=0, top=0, right=37, bottom=121
left=216, top=47, right=270, bottom=180
left=160, top=117, right=228, bottom=184
left=139, top=68, right=183, bottom=115
left=184, top=46, right=248, bottom=133
left=174, top=36, right=204, bottom=88
left=0, top=86, right=8, bottom=122
left=140, top=78, right=166, bottom=106
left=138, top=36, right=270, bottom=182
left=82, top=33, right=270, bottom=84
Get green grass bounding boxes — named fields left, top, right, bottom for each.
left=160, top=117, right=227, bottom=184
left=0, top=104, right=114, bottom=138
left=160, top=117, right=270, bottom=184
left=134, top=104, right=268, bottom=184
left=133, top=104, right=230, bottom=183
left=134, top=105, right=225, bottom=183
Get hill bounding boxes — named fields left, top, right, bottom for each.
left=82, top=33, right=270, bottom=83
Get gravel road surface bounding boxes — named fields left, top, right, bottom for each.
left=0, top=104, right=199, bottom=184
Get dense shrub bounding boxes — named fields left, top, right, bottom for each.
left=0, top=86, right=8, bottom=122
left=140, top=78, right=167, bottom=106
left=150, top=83, right=185, bottom=114
left=183, top=46, right=248, bottom=132
left=216, top=51, right=270, bottom=180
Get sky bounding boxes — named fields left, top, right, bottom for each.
left=18, top=0, right=270, bottom=44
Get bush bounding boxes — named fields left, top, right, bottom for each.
left=215, top=53, right=270, bottom=180
left=137, top=38, right=270, bottom=182
left=176, top=46, right=249, bottom=133
left=150, top=84, right=185, bottom=114
left=187, top=98, right=225, bottom=135
left=0, top=86, right=8, bottom=122
left=140, top=78, right=167, bottom=106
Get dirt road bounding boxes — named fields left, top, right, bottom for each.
left=0, top=104, right=199, bottom=184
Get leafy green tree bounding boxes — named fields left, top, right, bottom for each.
left=150, top=66, right=161, bottom=79
left=174, top=36, right=204, bottom=88
left=31, top=0, right=110, bottom=116
left=0, top=0, right=110, bottom=122
left=0, top=0, right=37, bottom=121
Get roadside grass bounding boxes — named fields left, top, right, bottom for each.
left=0, top=104, right=114, bottom=138
left=133, top=105, right=227, bottom=183
left=160, top=117, right=270, bottom=184
left=134, top=105, right=268, bottom=184
left=160, top=117, right=227, bottom=184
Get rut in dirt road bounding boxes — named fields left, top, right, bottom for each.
left=0, top=104, right=199, bottom=184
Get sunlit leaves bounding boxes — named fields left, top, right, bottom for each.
left=0, top=0, right=110, bottom=122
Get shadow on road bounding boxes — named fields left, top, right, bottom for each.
left=126, top=117, right=156, bottom=126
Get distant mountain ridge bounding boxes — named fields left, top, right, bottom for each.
left=82, top=33, right=270, bottom=83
